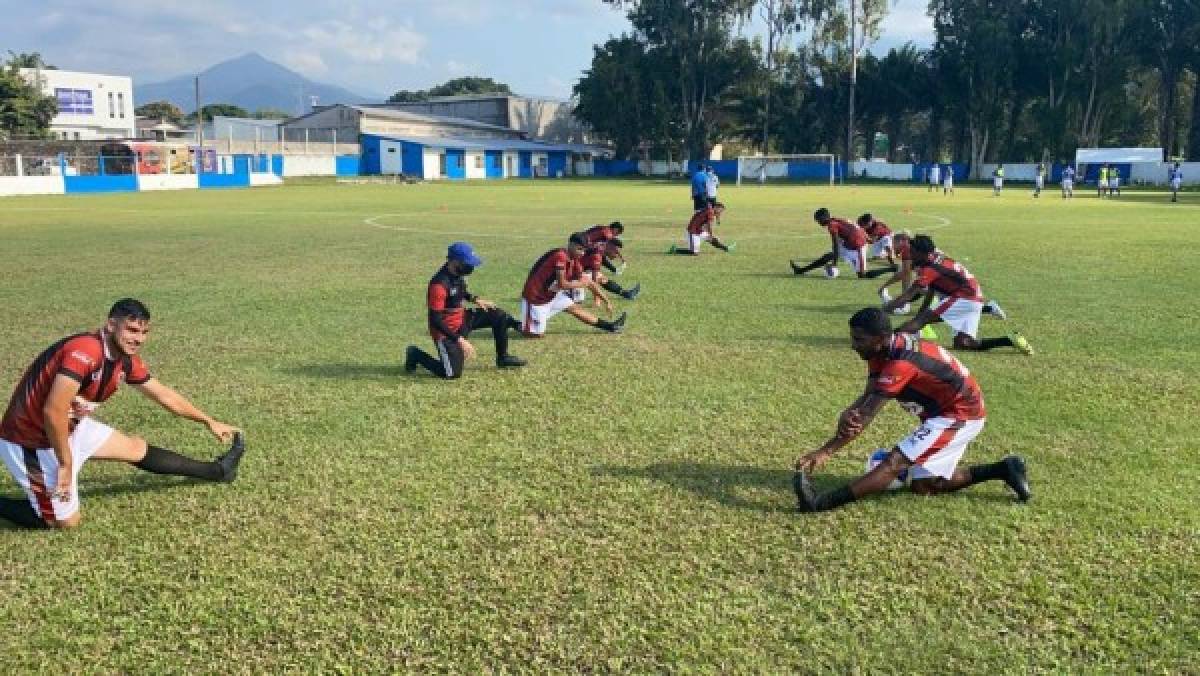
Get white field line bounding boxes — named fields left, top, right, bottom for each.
left=362, top=212, right=954, bottom=243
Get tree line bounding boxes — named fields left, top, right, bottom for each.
left=574, top=0, right=1200, bottom=170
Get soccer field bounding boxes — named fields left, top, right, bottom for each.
left=0, top=179, right=1197, bottom=671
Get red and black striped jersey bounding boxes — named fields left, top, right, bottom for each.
left=913, top=252, right=982, bottom=301
left=827, top=218, right=867, bottom=248
left=868, top=333, right=985, bottom=421
left=0, top=331, right=151, bottom=448
left=523, top=248, right=579, bottom=304
left=584, top=225, right=617, bottom=245
left=686, top=207, right=713, bottom=235
left=862, top=218, right=892, bottom=240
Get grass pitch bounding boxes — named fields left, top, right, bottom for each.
left=0, top=179, right=1197, bottom=671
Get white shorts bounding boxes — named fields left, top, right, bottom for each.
left=869, top=235, right=893, bottom=258
left=838, top=244, right=867, bottom=274
left=687, top=231, right=711, bottom=253
left=1034, top=177, right=1044, bottom=189
left=1062, top=180, right=1073, bottom=191
left=1110, top=178, right=1119, bottom=189
left=519, top=291, right=576, bottom=336
left=898, top=416, right=986, bottom=479
left=943, top=178, right=953, bottom=189
left=993, top=178, right=1003, bottom=188
left=1098, top=179, right=1108, bottom=189
left=1171, top=178, right=1182, bottom=191
left=932, top=296, right=983, bottom=339
left=0, top=417, right=114, bottom=522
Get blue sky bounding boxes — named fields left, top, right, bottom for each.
left=0, top=0, right=934, bottom=100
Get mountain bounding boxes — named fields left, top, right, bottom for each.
left=134, top=52, right=374, bottom=116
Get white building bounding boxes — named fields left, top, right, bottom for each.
left=19, top=68, right=136, bottom=140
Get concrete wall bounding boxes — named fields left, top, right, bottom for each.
left=0, top=176, right=65, bottom=196
left=1130, top=161, right=1200, bottom=185
left=281, top=155, right=336, bottom=176
left=137, top=175, right=199, bottom=191
left=465, top=150, right=486, bottom=179
left=423, top=149, right=442, bottom=180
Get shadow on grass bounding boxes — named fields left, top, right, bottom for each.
left=592, top=461, right=861, bottom=514
left=0, top=477, right=209, bottom=530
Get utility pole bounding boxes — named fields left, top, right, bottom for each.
left=847, top=0, right=857, bottom=165
left=195, top=76, right=204, bottom=173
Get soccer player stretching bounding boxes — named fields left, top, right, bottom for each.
left=882, top=236, right=1031, bottom=354
left=520, top=233, right=626, bottom=336
left=791, top=208, right=892, bottom=278
left=0, top=299, right=246, bottom=529
left=792, top=307, right=1031, bottom=513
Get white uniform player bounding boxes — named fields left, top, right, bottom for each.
left=942, top=166, right=954, bottom=194
left=928, top=164, right=941, bottom=192
left=1061, top=166, right=1075, bottom=198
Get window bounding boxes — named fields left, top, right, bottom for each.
left=73, top=132, right=81, bottom=140
left=108, top=92, right=115, bottom=118
left=117, top=92, right=125, bottom=119
left=475, top=155, right=483, bottom=169
left=54, top=88, right=93, bottom=115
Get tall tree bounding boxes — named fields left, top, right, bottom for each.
left=135, top=101, right=185, bottom=125
left=602, top=0, right=760, bottom=159
left=0, top=55, right=58, bottom=139
left=1130, top=0, right=1199, bottom=155
left=387, top=77, right=515, bottom=104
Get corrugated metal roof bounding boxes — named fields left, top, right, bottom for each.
left=363, top=133, right=608, bottom=155
left=349, top=105, right=519, bottom=135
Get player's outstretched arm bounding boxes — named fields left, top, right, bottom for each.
left=883, top=283, right=923, bottom=313
left=133, top=379, right=238, bottom=444
left=796, top=393, right=887, bottom=473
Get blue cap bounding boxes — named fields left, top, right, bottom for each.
left=447, top=241, right=483, bottom=267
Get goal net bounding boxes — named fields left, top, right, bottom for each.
left=736, top=154, right=839, bottom=186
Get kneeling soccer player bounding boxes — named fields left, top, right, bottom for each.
left=669, top=202, right=734, bottom=254
left=0, top=299, right=246, bottom=530
left=583, top=221, right=628, bottom=273
left=520, top=232, right=626, bottom=336
left=791, top=208, right=892, bottom=279
left=405, top=242, right=527, bottom=379
left=792, top=307, right=1031, bottom=512
left=882, top=235, right=1031, bottom=354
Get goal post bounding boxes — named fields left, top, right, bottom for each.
left=736, top=154, right=839, bottom=186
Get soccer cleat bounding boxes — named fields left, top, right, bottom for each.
left=792, top=472, right=818, bottom=512
left=789, top=260, right=804, bottom=275
left=496, top=354, right=527, bottom=369
left=621, top=283, right=642, bottom=300
left=725, top=242, right=737, bottom=253
left=404, top=345, right=419, bottom=373
left=608, top=311, right=628, bottom=333
left=893, top=303, right=911, bottom=316
left=215, top=432, right=247, bottom=483
left=919, top=324, right=939, bottom=341
left=1002, top=455, right=1032, bottom=502
left=1011, top=331, right=1034, bottom=356
left=879, top=288, right=892, bottom=304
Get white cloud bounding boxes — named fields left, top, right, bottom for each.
left=282, top=50, right=329, bottom=76
left=300, top=18, right=426, bottom=65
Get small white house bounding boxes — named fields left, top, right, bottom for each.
left=19, top=68, right=136, bottom=140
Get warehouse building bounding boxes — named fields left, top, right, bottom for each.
left=369, top=95, right=591, bottom=144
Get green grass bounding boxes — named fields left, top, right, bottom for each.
left=1, top=179, right=1197, bottom=672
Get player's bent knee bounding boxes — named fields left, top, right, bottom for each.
left=51, top=512, right=83, bottom=529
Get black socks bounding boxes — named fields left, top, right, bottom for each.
left=601, top=280, right=624, bottom=294
left=135, top=445, right=224, bottom=481
left=968, top=460, right=1008, bottom=484
left=793, top=253, right=835, bottom=274
left=0, top=496, right=47, bottom=528
left=976, top=336, right=1014, bottom=350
